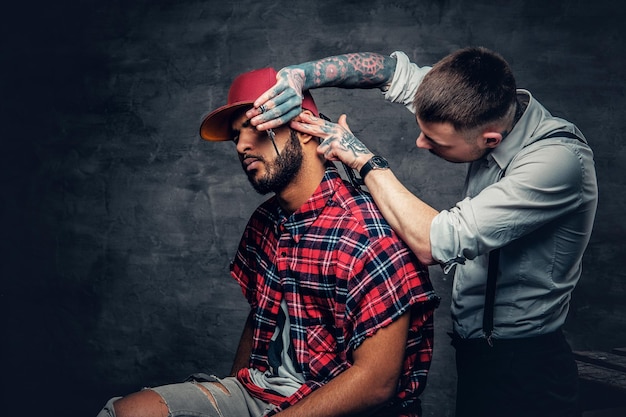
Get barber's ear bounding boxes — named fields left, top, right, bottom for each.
left=482, top=131, right=502, bottom=149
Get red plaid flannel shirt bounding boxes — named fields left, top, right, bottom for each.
left=231, top=167, right=438, bottom=416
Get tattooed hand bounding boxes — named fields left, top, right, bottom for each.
left=247, top=66, right=307, bottom=131
left=247, top=53, right=396, bottom=133
left=290, top=113, right=374, bottom=172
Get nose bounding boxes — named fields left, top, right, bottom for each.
left=236, top=130, right=258, bottom=154
left=416, top=132, right=431, bottom=149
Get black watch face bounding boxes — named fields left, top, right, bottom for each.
left=360, top=156, right=389, bottom=179
left=372, top=156, right=388, bottom=168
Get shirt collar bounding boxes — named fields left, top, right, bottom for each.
left=276, top=165, right=342, bottom=243
left=488, top=90, right=537, bottom=171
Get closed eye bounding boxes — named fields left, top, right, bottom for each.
left=230, top=119, right=253, bottom=144
left=423, top=133, right=449, bottom=148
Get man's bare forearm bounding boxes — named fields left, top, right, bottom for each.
left=230, top=310, right=254, bottom=376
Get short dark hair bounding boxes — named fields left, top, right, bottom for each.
left=413, top=47, right=517, bottom=132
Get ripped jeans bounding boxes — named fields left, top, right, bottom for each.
left=97, top=374, right=275, bottom=417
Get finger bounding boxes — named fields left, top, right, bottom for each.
left=247, top=82, right=294, bottom=121
left=250, top=94, right=302, bottom=127
left=297, top=112, right=325, bottom=126
left=316, top=140, right=338, bottom=161
left=290, top=119, right=322, bottom=136
left=255, top=109, right=302, bottom=131
left=259, top=99, right=299, bottom=123
left=337, top=114, right=350, bottom=130
left=252, top=84, right=283, bottom=109
left=247, top=94, right=280, bottom=120
left=290, top=113, right=326, bottom=135
left=245, top=106, right=262, bottom=119
left=314, top=131, right=344, bottom=162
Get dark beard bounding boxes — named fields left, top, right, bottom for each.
left=247, top=131, right=303, bottom=195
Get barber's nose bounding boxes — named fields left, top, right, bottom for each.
left=416, top=133, right=431, bottom=149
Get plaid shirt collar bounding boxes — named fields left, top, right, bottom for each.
left=275, top=165, right=342, bottom=243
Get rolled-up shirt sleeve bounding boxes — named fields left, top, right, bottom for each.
left=382, top=51, right=431, bottom=113
left=430, top=141, right=588, bottom=273
left=430, top=205, right=474, bottom=274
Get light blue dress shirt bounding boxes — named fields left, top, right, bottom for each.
left=385, top=51, right=598, bottom=339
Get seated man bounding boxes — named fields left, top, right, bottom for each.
left=97, top=67, right=438, bottom=417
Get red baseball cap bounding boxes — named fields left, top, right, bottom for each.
left=199, top=67, right=318, bottom=141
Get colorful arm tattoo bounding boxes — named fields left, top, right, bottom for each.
left=299, top=52, right=396, bottom=89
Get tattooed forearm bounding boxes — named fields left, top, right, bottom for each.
left=311, top=57, right=351, bottom=87
left=304, top=53, right=394, bottom=89
left=346, top=53, right=391, bottom=86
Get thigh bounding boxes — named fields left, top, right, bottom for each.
left=200, top=376, right=275, bottom=417
left=150, top=376, right=273, bottom=417
left=455, top=343, right=580, bottom=417
left=454, top=349, right=493, bottom=417
left=502, top=345, right=580, bottom=417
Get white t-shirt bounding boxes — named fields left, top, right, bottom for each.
left=248, top=299, right=304, bottom=397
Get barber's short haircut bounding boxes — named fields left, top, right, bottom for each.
left=413, top=47, right=517, bottom=132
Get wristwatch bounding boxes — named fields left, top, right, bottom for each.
left=359, top=155, right=390, bottom=179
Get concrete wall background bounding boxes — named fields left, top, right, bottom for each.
left=2, top=1, right=624, bottom=416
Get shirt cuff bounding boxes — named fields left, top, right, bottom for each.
left=430, top=210, right=467, bottom=274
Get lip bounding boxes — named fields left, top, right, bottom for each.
left=242, top=156, right=262, bottom=172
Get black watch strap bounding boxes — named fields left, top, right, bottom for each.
left=359, top=155, right=389, bottom=179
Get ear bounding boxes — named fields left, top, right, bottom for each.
left=481, top=130, right=503, bottom=149
left=296, top=110, right=317, bottom=145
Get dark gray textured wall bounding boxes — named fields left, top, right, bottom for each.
left=2, top=1, right=625, bottom=416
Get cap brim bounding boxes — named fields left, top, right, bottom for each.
left=199, top=101, right=253, bottom=141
